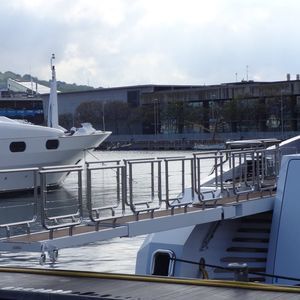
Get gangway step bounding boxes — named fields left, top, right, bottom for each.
left=214, top=267, right=266, bottom=274
left=220, top=257, right=267, bottom=263
left=241, top=218, right=272, bottom=224
left=226, top=247, right=268, bottom=253
left=241, top=212, right=273, bottom=223
left=237, top=228, right=271, bottom=233
left=232, top=237, right=269, bottom=243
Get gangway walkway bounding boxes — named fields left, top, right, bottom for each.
left=0, top=147, right=281, bottom=263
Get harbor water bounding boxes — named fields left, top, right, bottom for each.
left=0, top=150, right=210, bottom=274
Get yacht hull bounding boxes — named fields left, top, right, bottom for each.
left=0, top=131, right=110, bottom=192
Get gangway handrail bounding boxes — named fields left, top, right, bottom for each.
left=163, top=157, right=195, bottom=212
left=231, top=150, right=256, bottom=201
left=0, top=147, right=282, bottom=243
left=86, top=161, right=126, bottom=225
left=126, top=159, right=162, bottom=217
left=194, top=154, right=224, bottom=209
left=0, top=167, right=40, bottom=173
left=39, top=166, right=83, bottom=238
left=157, top=155, right=186, bottom=160
left=254, top=148, right=278, bottom=196
left=220, top=148, right=265, bottom=169
left=85, top=159, right=122, bottom=167
left=0, top=167, right=39, bottom=237
left=124, top=157, right=156, bottom=162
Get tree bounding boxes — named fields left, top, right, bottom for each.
left=75, top=101, right=103, bottom=128
left=104, top=101, right=129, bottom=134
left=161, top=100, right=186, bottom=133
left=126, top=106, right=143, bottom=134
left=59, top=113, right=73, bottom=129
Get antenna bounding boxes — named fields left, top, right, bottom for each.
left=51, top=53, right=55, bottom=79
left=48, top=53, right=59, bottom=129
left=246, top=65, right=249, bottom=81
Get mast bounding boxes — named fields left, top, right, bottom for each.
left=47, top=54, right=59, bottom=128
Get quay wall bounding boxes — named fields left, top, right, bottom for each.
left=99, top=131, right=300, bottom=150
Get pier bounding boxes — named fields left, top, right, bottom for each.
left=0, top=146, right=281, bottom=263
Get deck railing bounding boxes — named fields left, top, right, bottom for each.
left=0, top=145, right=286, bottom=237
left=0, top=167, right=38, bottom=237
left=125, top=158, right=162, bottom=218
left=86, top=160, right=125, bottom=227
left=39, top=165, right=83, bottom=238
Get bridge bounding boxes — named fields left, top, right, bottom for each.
left=0, top=147, right=281, bottom=263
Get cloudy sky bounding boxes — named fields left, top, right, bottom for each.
left=1, top=0, right=300, bottom=87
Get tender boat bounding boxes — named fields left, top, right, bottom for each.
left=0, top=55, right=111, bottom=192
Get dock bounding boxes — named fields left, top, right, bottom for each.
left=1, top=266, right=300, bottom=299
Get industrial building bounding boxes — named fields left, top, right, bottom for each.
left=0, top=81, right=44, bottom=124
left=4, top=75, right=300, bottom=149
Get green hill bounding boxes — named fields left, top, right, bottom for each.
left=0, top=71, right=97, bottom=92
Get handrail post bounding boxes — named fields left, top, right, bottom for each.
left=151, top=161, right=154, bottom=200
left=191, top=158, right=195, bottom=200
left=197, top=157, right=201, bottom=199
left=182, top=159, right=185, bottom=195
left=78, top=169, right=83, bottom=218
left=121, top=165, right=126, bottom=214
left=214, top=154, right=218, bottom=188
left=40, top=172, right=46, bottom=228
left=116, top=160, right=120, bottom=203
left=33, top=169, right=38, bottom=218
left=165, top=159, right=169, bottom=208
left=232, top=153, right=236, bottom=192
left=220, top=155, right=224, bottom=193
left=86, top=167, right=92, bottom=214
left=158, top=160, right=162, bottom=206
left=128, top=162, right=134, bottom=211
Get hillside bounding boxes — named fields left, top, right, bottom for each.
left=0, top=71, right=97, bottom=92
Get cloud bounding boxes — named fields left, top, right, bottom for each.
left=0, top=0, right=300, bottom=87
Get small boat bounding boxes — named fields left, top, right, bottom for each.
left=0, top=55, right=111, bottom=192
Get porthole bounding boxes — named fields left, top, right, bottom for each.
left=46, top=139, right=59, bottom=150
left=10, top=141, right=26, bottom=152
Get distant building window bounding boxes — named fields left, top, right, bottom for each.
left=46, top=139, right=59, bottom=150
left=10, top=141, right=26, bottom=152
left=127, top=90, right=140, bottom=107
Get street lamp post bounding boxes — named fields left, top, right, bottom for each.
left=281, top=90, right=284, bottom=140
left=153, top=99, right=158, bottom=136
left=102, top=101, right=106, bottom=131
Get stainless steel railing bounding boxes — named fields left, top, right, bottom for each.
left=0, top=145, right=284, bottom=237
left=0, top=167, right=38, bottom=237
left=193, top=152, right=224, bottom=208
left=125, top=158, right=162, bottom=218
left=162, top=156, right=194, bottom=212
left=86, top=160, right=126, bottom=227
left=39, top=165, right=83, bottom=238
